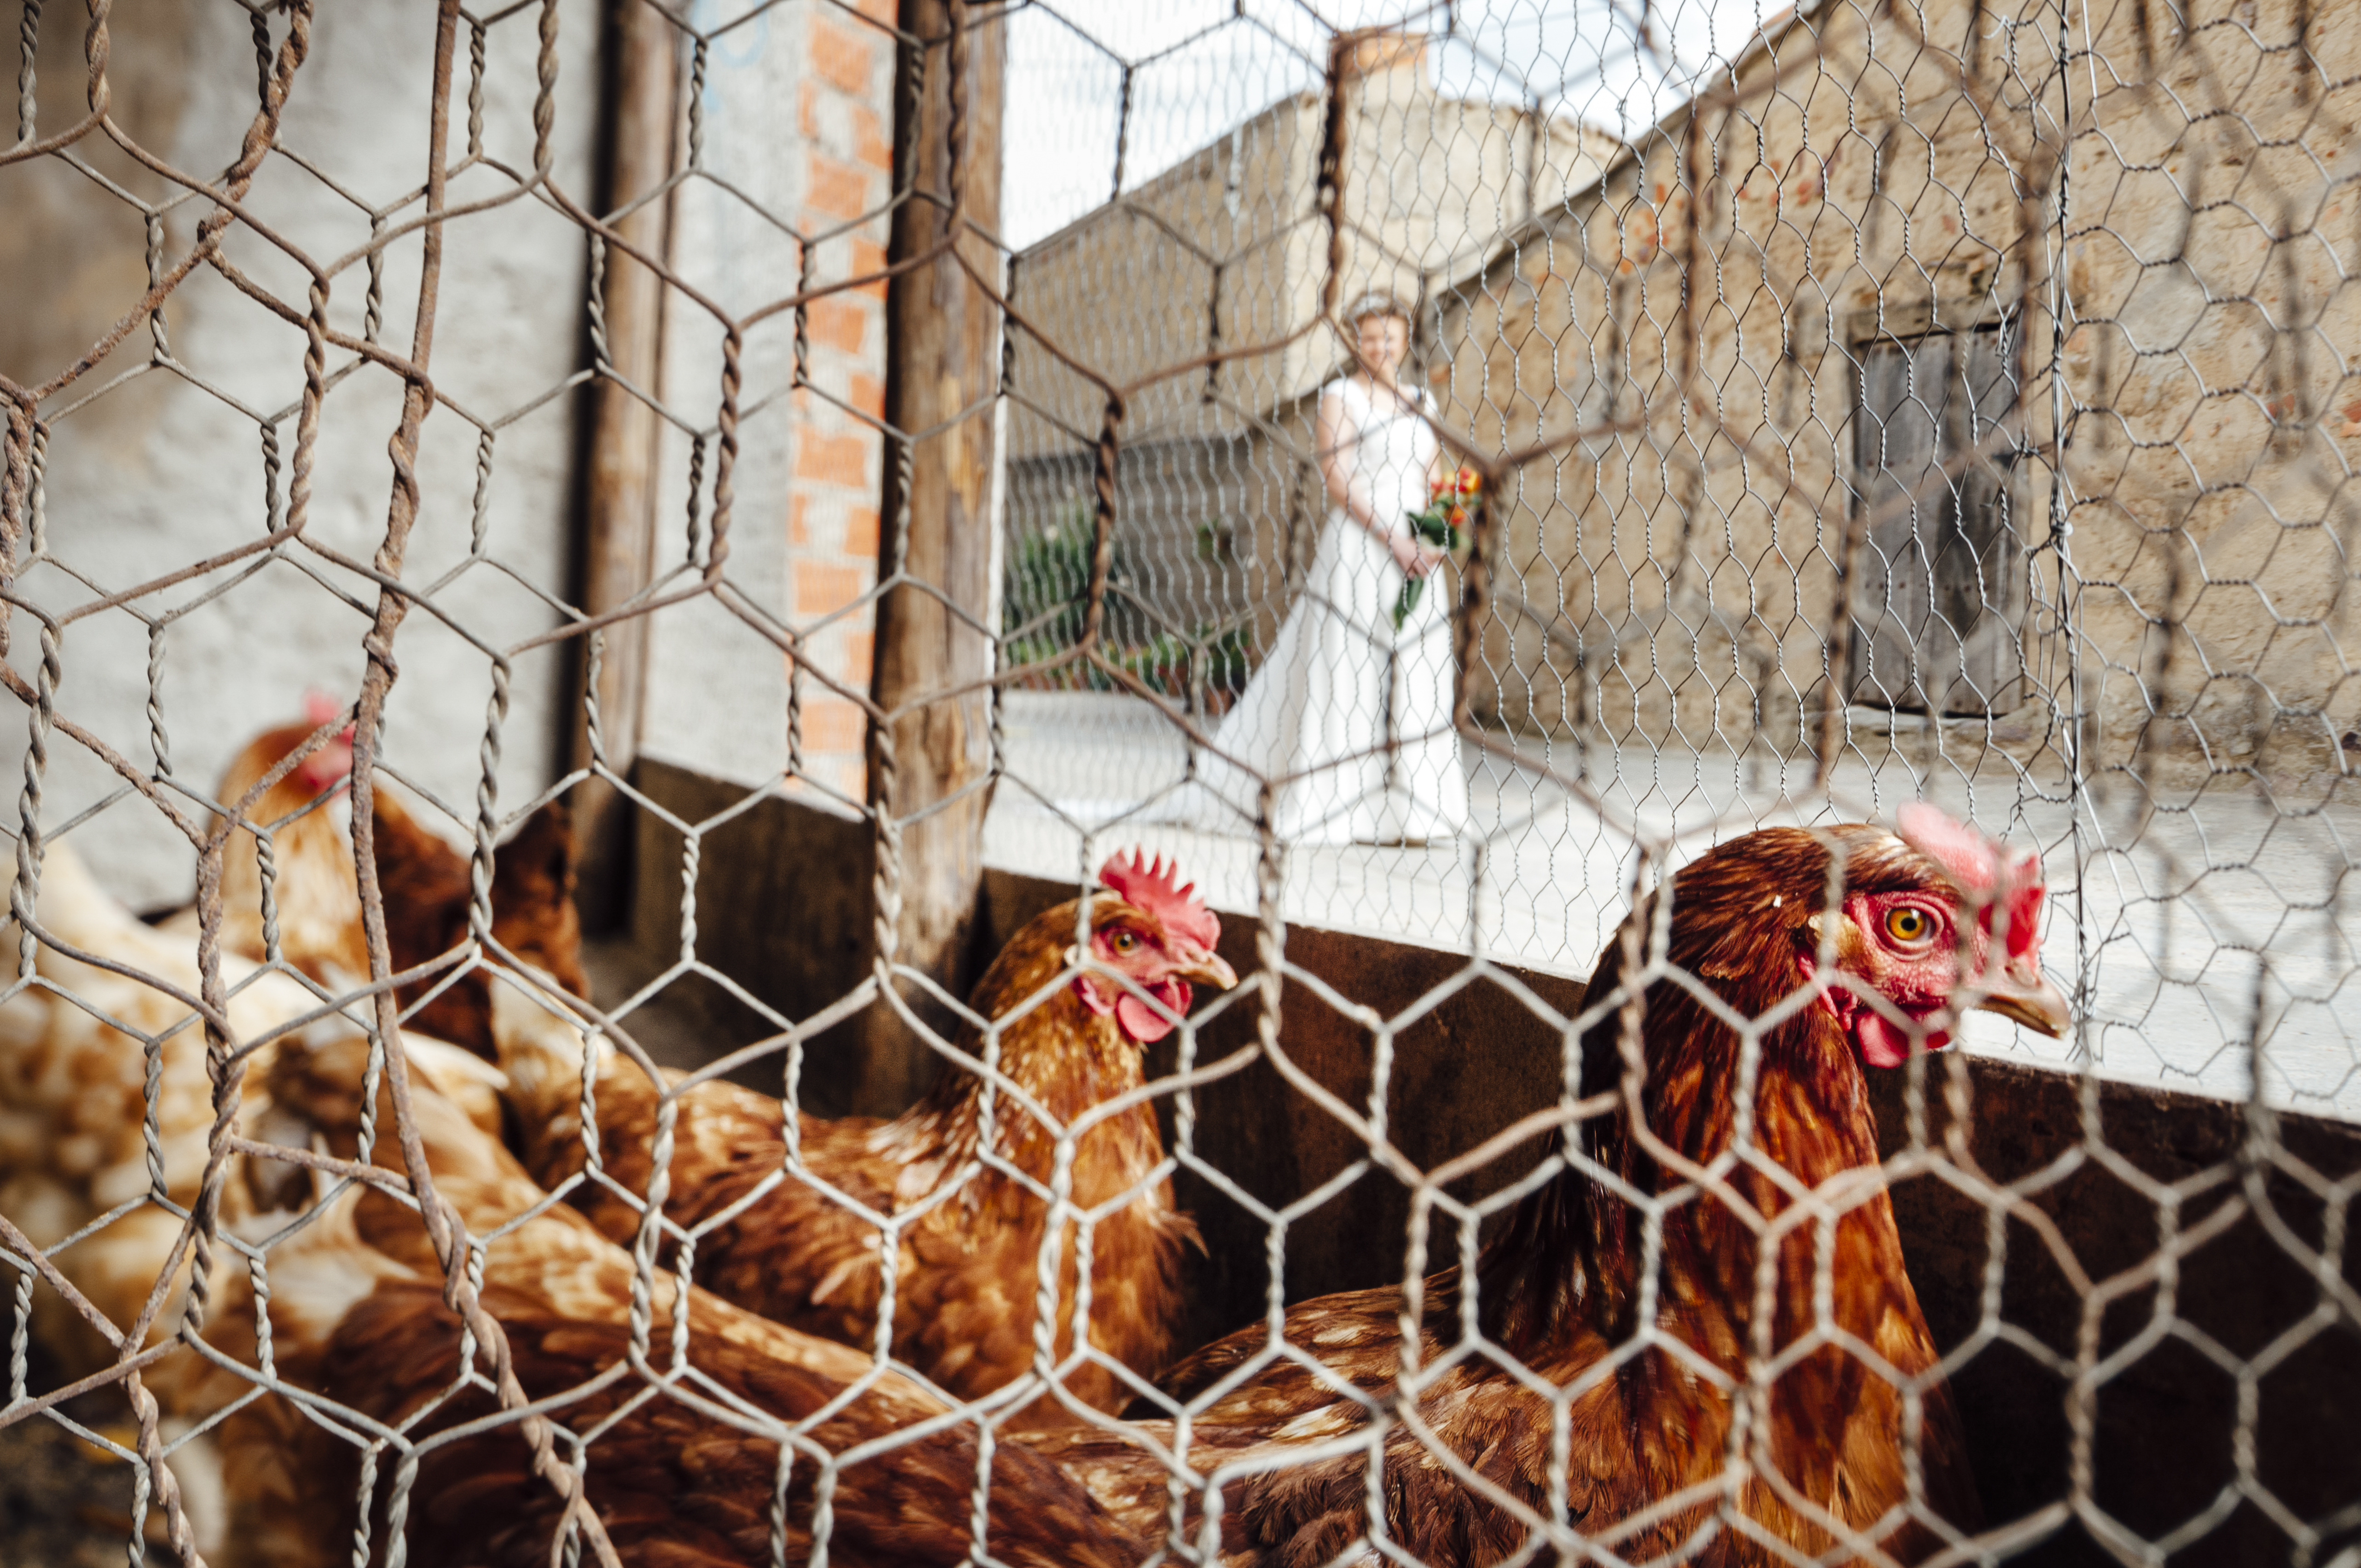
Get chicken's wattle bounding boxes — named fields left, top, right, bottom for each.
left=1854, top=1006, right=1947, bottom=1068
left=1077, top=975, right=1193, bottom=1045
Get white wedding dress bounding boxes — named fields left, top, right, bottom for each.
left=1155, top=376, right=1470, bottom=845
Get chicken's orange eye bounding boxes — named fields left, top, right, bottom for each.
left=1108, top=929, right=1138, bottom=954
left=1884, top=906, right=1933, bottom=943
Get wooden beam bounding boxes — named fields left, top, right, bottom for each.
left=570, top=0, right=680, bottom=927
left=862, top=0, right=1007, bottom=1112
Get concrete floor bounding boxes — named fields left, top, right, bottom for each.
left=983, top=691, right=2361, bottom=1118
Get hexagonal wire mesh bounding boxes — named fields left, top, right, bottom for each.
left=0, top=0, right=2355, bottom=1565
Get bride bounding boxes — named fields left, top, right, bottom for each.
left=1157, top=294, right=1470, bottom=845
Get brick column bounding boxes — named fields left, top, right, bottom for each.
left=786, top=0, right=897, bottom=800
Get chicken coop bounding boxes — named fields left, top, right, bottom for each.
left=0, top=0, right=2356, bottom=1562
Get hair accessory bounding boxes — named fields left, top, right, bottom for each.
left=1343, top=290, right=1414, bottom=326
left=1099, top=849, right=1221, bottom=950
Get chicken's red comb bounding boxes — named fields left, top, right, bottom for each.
left=302, top=689, right=353, bottom=734
left=1099, top=849, right=1220, bottom=950
left=1895, top=802, right=2045, bottom=956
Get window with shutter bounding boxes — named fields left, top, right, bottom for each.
left=1847, top=322, right=2026, bottom=715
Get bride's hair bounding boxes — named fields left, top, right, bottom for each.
left=1342, top=292, right=1422, bottom=390
left=1343, top=290, right=1415, bottom=329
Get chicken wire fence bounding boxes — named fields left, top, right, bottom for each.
left=0, top=0, right=2353, bottom=1567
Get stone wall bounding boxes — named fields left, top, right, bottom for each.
left=1433, top=0, right=2361, bottom=795
left=1007, top=46, right=1617, bottom=452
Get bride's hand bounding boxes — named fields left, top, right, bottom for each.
left=1388, top=532, right=1448, bottom=578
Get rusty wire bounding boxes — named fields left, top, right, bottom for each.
left=0, top=0, right=2355, bottom=1565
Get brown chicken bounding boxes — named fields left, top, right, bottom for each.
left=1036, top=807, right=2071, bottom=1566
left=374, top=785, right=587, bottom=1053
left=494, top=849, right=1236, bottom=1423
left=178, top=695, right=586, bottom=1049
left=0, top=837, right=532, bottom=1564
left=0, top=838, right=509, bottom=1378
left=184, top=691, right=370, bottom=983
left=151, top=1025, right=1149, bottom=1568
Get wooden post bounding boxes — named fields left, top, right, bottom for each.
left=862, top=0, right=1007, bottom=1111
left=570, top=0, right=680, bottom=927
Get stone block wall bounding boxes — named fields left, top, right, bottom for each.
left=1433, top=0, right=2361, bottom=793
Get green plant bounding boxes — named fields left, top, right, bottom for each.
left=1001, top=505, right=1259, bottom=705
left=1003, top=501, right=1099, bottom=642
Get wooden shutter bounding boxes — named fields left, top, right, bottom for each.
left=1847, top=324, right=2026, bottom=714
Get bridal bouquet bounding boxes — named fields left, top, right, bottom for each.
left=1391, top=466, right=1480, bottom=630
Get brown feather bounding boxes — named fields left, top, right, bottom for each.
left=194, top=718, right=372, bottom=984
left=181, top=1031, right=1149, bottom=1568
left=1046, top=825, right=1985, bottom=1566
left=497, top=891, right=1204, bottom=1426
left=185, top=717, right=587, bottom=1053
left=384, top=793, right=587, bottom=1053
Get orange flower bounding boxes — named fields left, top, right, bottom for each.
left=1455, top=467, right=1481, bottom=496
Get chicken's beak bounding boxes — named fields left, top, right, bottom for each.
left=1968, top=951, right=2071, bottom=1038
left=1173, top=945, right=1239, bottom=990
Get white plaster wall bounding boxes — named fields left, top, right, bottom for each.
left=1, top=0, right=597, bottom=908
left=635, top=7, right=806, bottom=793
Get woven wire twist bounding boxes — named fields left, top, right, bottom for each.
left=0, top=0, right=2353, bottom=1565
